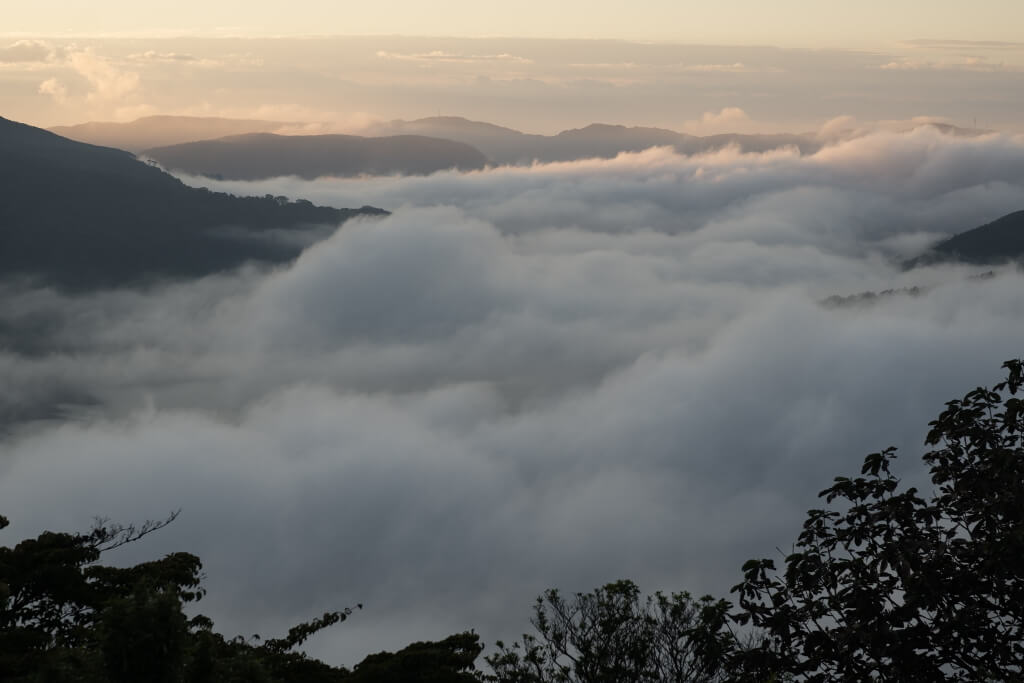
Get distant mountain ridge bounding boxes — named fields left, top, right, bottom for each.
left=0, top=117, right=384, bottom=288
left=143, top=133, right=488, bottom=180
left=358, top=116, right=824, bottom=164
left=49, top=115, right=288, bottom=153
left=139, top=117, right=825, bottom=179
left=53, top=115, right=827, bottom=171
left=50, top=115, right=993, bottom=174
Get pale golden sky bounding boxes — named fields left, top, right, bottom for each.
left=5, top=0, right=1024, bottom=46
left=4, top=0, right=1024, bottom=135
left=3, top=35, right=1023, bottom=132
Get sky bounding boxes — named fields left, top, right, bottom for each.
left=3, top=0, right=1024, bottom=132
left=6, top=0, right=1024, bottom=46
left=2, top=35, right=1024, bottom=133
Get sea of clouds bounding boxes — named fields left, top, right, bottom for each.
left=2, top=126, right=1024, bottom=664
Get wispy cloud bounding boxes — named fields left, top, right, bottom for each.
left=36, top=76, right=67, bottom=103
left=35, top=47, right=145, bottom=118
left=566, top=61, right=775, bottom=74
left=880, top=56, right=1022, bottom=72
left=678, top=62, right=752, bottom=72
left=68, top=50, right=140, bottom=101
left=681, top=106, right=753, bottom=134
left=903, top=38, right=1024, bottom=50
left=376, top=50, right=532, bottom=64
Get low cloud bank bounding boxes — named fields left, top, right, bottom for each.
left=2, top=128, right=1024, bottom=664
left=191, top=126, right=1024, bottom=254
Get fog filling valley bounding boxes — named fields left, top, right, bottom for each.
left=2, top=127, right=1024, bottom=664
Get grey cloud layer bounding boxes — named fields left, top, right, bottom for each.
left=2, top=129, right=1024, bottom=665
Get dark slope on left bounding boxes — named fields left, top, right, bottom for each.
left=0, top=117, right=385, bottom=288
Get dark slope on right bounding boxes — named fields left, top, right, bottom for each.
left=906, top=210, right=1024, bottom=268
left=0, top=117, right=384, bottom=289
left=143, top=133, right=488, bottom=180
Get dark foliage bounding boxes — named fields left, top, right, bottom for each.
left=490, top=360, right=1024, bottom=682
left=731, top=359, right=1024, bottom=681
left=820, top=286, right=924, bottom=308
left=0, top=511, right=208, bottom=681
left=485, top=580, right=734, bottom=683
left=348, top=632, right=485, bottom=683
left=0, top=116, right=386, bottom=289
left=0, top=512, right=484, bottom=682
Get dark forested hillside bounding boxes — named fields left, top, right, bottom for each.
left=910, top=209, right=1024, bottom=266
left=143, top=133, right=488, bottom=180
left=0, top=117, right=385, bottom=288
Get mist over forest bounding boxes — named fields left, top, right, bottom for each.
left=2, top=107, right=1024, bottom=671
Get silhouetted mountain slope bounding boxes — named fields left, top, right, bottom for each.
left=0, top=117, right=384, bottom=288
left=360, top=116, right=537, bottom=165
left=359, top=116, right=822, bottom=165
left=143, top=133, right=488, bottom=180
left=548, top=124, right=694, bottom=160
left=365, top=115, right=523, bottom=141
left=906, top=210, right=1024, bottom=268
left=48, top=115, right=287, bottom=153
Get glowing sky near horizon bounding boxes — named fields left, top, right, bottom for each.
left=6, top=0, right=1024, bottom=46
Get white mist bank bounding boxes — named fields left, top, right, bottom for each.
left=2, top=127, right=1024, bottom=664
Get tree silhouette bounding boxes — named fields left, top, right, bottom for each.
left=485, top=580, right=733, bottom=682
left=0, top=512, right=482, bottom=682
left=731, top=359, right=1024, bottom=681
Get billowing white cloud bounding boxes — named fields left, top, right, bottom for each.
left=35, top=48, right=143, bottom=116
left=37, top=77, right=68, bottom=104
left=2, top=128, right=1024, bottom=666
left=68, top=50, right=140, bottom=102
left=682, top=107, right=752, bottom=134
left=0, top=39, right=53, bottom=63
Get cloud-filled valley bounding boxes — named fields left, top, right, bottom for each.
left=2, top=127, right=1024, bottom=665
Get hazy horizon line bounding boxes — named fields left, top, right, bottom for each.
left=0, top=31, right=954, bottom=52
